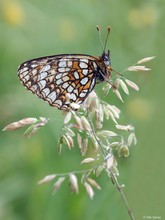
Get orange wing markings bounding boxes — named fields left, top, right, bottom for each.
left=83, top=78, right=93, bottom=90
left=17, top=53, right=109, bottom=110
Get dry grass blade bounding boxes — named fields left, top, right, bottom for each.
left=38, top=174, right=56, bottom=184
left=81, top=158, right=95, bottom=164
left=95, top=110, right=103, bottom=129
left=69, top=174, right=79, bottom=194
left=74, top=115, right=83, bottom=130
left=65, top=127, right=75, bottom=137
left=77, top=133, right=82, bottom=149
left=107, top=109, right=118, bottom=124
left=127, top=65, right=150, bottom=71
left=125, top=79, right=139, bottom=91
left=81, top=116, right=92, bottom=132
left=102, top=83, right=112, bottom=96
left=81, top=138, right=88, bottom=156
left=64, top=112, right=72, bottom=124
left=62, top=135, right=72, bottom=149
left=137, top=56, right=155, bottom=64
left=87, top=178, right=101, bottom=190
left=113, top=89, right=124, bottom=102
left=66, top=134, right=74, bottom=148
left=128, top=133, right=137, bottom=146
left=84, top=182, right=94, bottom=199
left=23, top=125, right=40, bottom=139
left=98, top=130, right=117, bottom=137
left=116, top=124, right=134, bottom=132
left=53, top=177, right=65, bottom=192
left=106, top=154, right=115, bottom=170
left=119, top=79, right=129, bottom=95
left=70, top=103, right=80, bottom=110
left=3, top=118, right=38, bottom=131
left=107, top=105, right=120, bottom=119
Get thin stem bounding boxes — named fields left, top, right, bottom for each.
left=50, top=165, right=100, bottom=177
left=109, top=171, right=136, bottom=220
left=87, top=110, right=136, bottom=220
left=120, top=61, right=139, bottom=74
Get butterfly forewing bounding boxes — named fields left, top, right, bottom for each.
left=18, top=54, right=101, bottom=110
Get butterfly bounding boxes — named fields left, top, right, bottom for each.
left=18, top=26, right=114, bottom=111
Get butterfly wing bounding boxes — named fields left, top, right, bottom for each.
left=18, top=54, right=100, bottom=110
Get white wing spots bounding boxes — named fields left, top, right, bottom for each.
left=79, top=92, right=86, bottom=97
left=62, top=72, right=69, bottom=77
left=73, top=89, right=78, bottom=96
left=26, top=81, right=31, bottom=88
left=67, top=85, right=74, bottom=93
left=58, top=61, right=67, bottom=68
left=21, top=75, right=30, bottom=83
left=70, top=93, right=77, bottom=101
left=58, top=67, right=70, bottom=73
left=62, top=82, right=68, bottom=89
left=39, top=72, right=48, bottom=80
left=32, top=69, right=37, bottom=75
left=62, top=76, right=70, bottom=82
left=31, top=64, right=38, bottom=68
left=48, top=75, right=54, bottom=82
left=50, top=69, right=56, bottom=75
left=73, top=71, right=79, bottom=79
left=47, top=91, right=56, bottom=102
left=41, top=65, right=50, bottom=72
left=93, top=62, right=97, bottom=69
left=89, top=78, right=96, bottom=91
left=22, top=63, right=27, bottom=67
left=79, top=89, right=88, bottom=97
left=38, top=80, right=46, bottom=89
left=42, top=88, right=50, bottom=97
left=55, top=73, right=62, bottom=80
left=79, top=61, right=88, bottom=69
left=80, top=77, right=88, bottom=85
left=19, top=71, right=28, bottom=79
left=58, top=67, right=65, bottom=73
left=19, top=67, right=28, bottom=74
left=82, top=69, right=88, bottom=76
left=30, top=85, right=37, bottom=92
left=62, top=104, right=68, bottom=109
left=71, top=82, right=76, bottom=88
left=67, top=61, right=73, bottom=67
left=55, top=99, right=62, bottom=107
left=56, top=79, right=63, bottom=85
left=32, top=75, right=38, bottom=82
left=81, top=59, right=88, bottom=63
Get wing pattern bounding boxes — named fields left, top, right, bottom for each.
left=18, top=54, right=102, bottom=110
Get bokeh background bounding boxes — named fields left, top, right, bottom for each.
left=0, top=0, right=164, bottom=219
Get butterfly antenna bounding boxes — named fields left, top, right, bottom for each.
left=96, top=25, right=104, bottom=52
left=103, top=26, right=111, bottom=52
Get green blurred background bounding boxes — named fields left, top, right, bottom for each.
left=0, top=0, right=164, bottom=219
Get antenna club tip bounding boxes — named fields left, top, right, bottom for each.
left=96, top=25, right=100, bottom=31
left=107, top=26, right=111, bottom=32
left=96, top=25, right=111, bottom=52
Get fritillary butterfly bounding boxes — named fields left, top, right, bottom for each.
left=18, top=26, right=112, bottom=111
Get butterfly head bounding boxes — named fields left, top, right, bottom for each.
left=96, top=26, right=111, bottom=69
left=102, top=50, right=111, bottom=67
